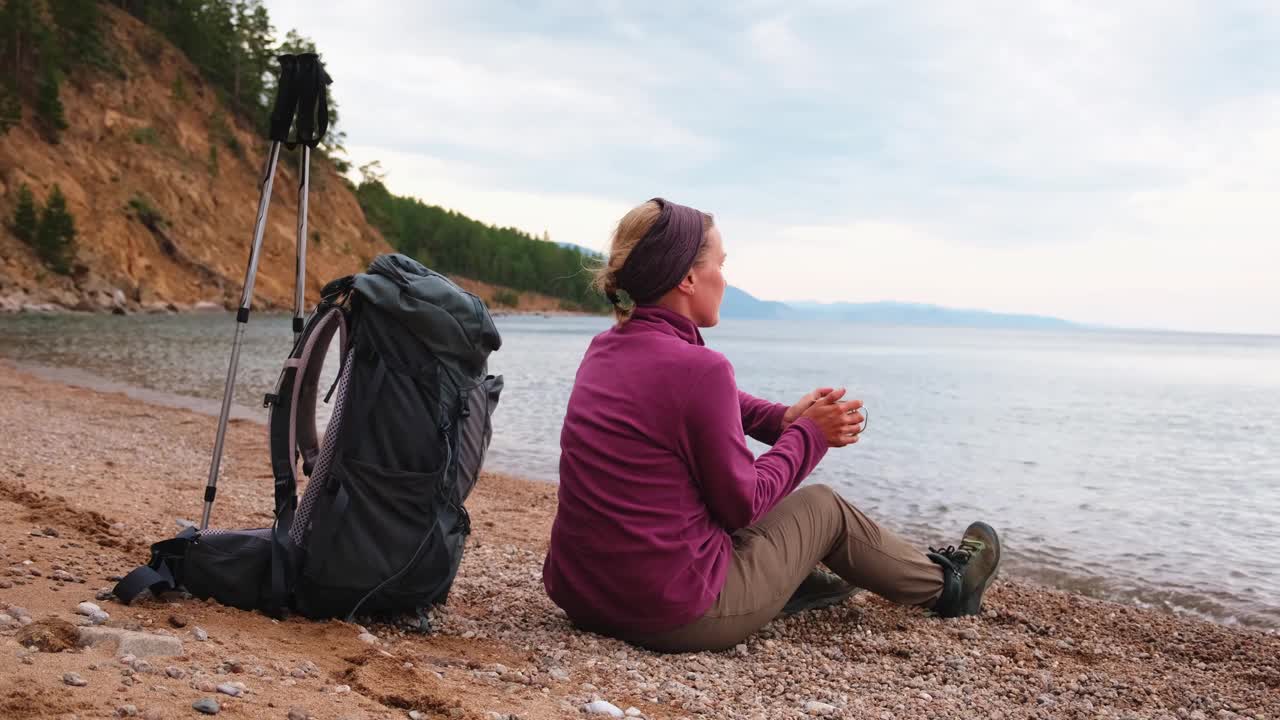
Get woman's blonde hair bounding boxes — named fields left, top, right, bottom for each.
left=593, top=199, right=715, bottom=324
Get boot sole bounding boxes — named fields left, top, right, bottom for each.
left=961, top=522, right=1001, bottom=616
left=781, top=586, right=861, bottom=616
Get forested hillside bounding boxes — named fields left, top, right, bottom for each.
left=356, top=176, right=607, bottom=312
left=0, top=0, right=604, bottom=313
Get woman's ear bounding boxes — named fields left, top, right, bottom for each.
left=678, top=272, right=697, bottom=295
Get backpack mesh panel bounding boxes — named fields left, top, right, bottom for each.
left=200, top=527, right=272, bottom=539
left=291, top=346, right=354, bottom=545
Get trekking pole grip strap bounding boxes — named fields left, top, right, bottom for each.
left=268, top=54, right=300, bottom=142
left=266, top=53, right=333, bottom=146
left=294, top=53, right=332, bottom=149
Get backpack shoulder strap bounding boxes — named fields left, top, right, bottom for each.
left=293, top=307, right=348, bottom=475
left=263, top=300, right=348, bottom=614
left=267, top=303, right=347, bottom=512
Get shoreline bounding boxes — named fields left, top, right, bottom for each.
left=0, top=299, right=601, bottom=319
left=0, top=363, right=1277, bottom=719
left=4, top=355, right=1273, bottom=632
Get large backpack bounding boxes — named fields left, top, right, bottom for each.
left=114, top=254, right=503, bottom=621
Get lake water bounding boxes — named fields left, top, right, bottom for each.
left=1, top=312, right=1277, bottom=629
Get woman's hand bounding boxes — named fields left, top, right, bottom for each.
left=799, top=388, right=866, bottom=447
left=781, top=387, right=834, bottom=432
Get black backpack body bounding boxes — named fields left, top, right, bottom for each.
left=115, top=255, right=503, bottom=621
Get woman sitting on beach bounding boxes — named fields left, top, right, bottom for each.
left=542, top=198, right=1002, bottom=653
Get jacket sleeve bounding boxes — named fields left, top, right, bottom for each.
left=685, top=356, right=829, bottom=530
left=738, top=390, right=788, bottom=445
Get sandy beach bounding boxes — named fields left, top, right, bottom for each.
left=0, top=362, right=1276, bottom=720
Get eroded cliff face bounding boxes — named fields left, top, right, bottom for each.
left=0, top=6, right=390, bottom=313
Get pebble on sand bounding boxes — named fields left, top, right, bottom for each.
left=62, top=672, right=88, bottom=687
left=192, top=697, right=220, bottom=714
left=583, top=700, right=624, bottom=717
left=78, top=627, right=183, bottom=657
left=804, top=700, right=838, bottom=716
left=76, top=602, right=101, bottom=616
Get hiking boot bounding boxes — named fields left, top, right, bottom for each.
left=781, top=568, right=859, bottom=616
left=927, top=522, right=1001, bottom=618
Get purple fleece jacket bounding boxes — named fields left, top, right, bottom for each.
left=542, top=305, right=829, bottom=634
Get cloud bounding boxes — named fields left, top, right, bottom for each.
left=745, top=14, right=822, bottom=88
left=264, top=0, right=1280, bottom=333
left=724, top=193, right=1280, bottom=333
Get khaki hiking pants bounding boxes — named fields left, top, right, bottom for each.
left=625, top=484, right=944, bottom=653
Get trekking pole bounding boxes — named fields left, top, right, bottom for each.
left=290, top=53, right=332, bottom=344
left=200, top=55, right=304, bottom=530
left=292, top=144, right=309, bottom=344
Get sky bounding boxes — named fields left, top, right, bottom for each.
left=262, top=1, right=1280, bottom=334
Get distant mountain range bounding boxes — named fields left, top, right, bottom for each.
left=722, top=288, right=1076, bottom=329
left=557, top=243, right=1076, bottom=329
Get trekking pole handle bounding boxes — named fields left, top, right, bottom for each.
left=267, top=52, right=332, bottom=147
left=293, top=53, right=332, bottom=149
left=268, top=54, right=301, bottom=143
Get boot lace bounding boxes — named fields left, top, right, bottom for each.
left=929, top=536, right=986, bottom=565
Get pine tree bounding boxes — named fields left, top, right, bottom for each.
left=35, top=61, right=68, bottom=142
left=11, top=183, right=38, bottom=244
left=0, top=0, right=42, bottom=85
left=35, top=185, right=76, bottom=274
left=49, top=0, right=108, bottom=70
left=231, top=0, right=273, bottom=115
left=0, top=82, right=20, bottom=134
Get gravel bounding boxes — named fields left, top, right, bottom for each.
left=4, top=366, right=1278, bottom=720
left=381, top=527, right=1280, bottom=720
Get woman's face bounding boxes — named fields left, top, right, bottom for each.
left=689, top=227, right=727, bottom=327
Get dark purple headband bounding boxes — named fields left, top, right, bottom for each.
left=610, top=198, right=707, bottom=306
